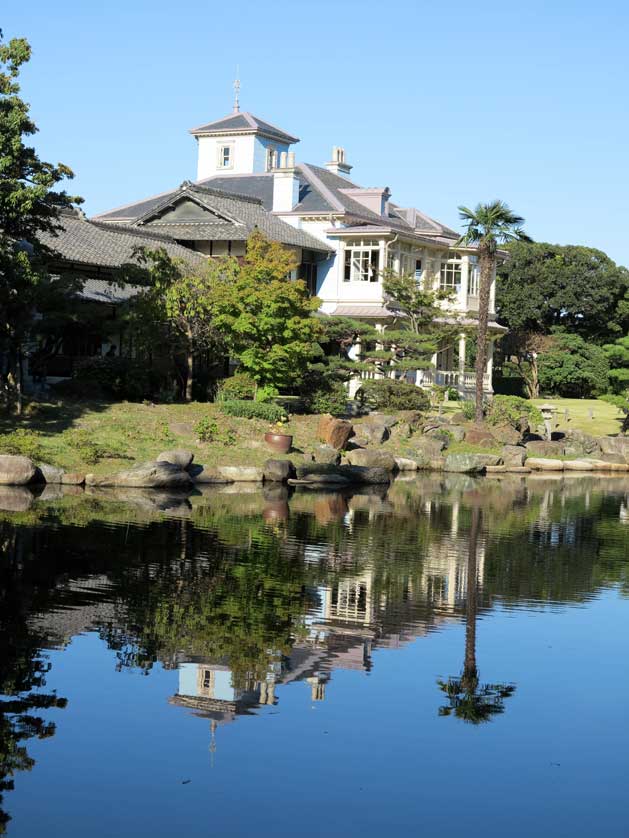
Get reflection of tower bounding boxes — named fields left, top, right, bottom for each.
left=259, top=678, right=277, bottom=705
left=307, top=674, right=328, bottom=701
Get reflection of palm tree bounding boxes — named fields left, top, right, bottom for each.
left=438, top=506, right=515, bottom=724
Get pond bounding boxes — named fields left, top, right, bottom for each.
left=0, top=474, right=628, bottom=837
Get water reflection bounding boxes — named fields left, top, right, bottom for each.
left=0, top=474, right=628, bottom=832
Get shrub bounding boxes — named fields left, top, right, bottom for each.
left=460, top=401, right=476, bottom=421
left=538, top=334, right=609, bottom=398
left=0, top=429, right=47, bottom=461
left=357, top=379, right=430, bottom=412
left=446, top=387, right=460, bottom=401
left=255, top=384, right=279, bottom=403
left=486, top=395, right=542, bottom=428
left=306, top=381, right=348, bottom=416
left=218, top=372, right=256, bottom=402
left=219, top=400, right=286, bottom=423
left=52, top=357, right=161, bottom=401
left=194, top=416, right=237, bottom=445
left=68, top=429, right=128, bottom=465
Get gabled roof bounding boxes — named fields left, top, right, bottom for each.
left=189, top=111, right=299, bottom=144
left=133, top=182, right=332, bottom=252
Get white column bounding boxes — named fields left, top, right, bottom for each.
left=486, top=340, right=494, bottom=393
left=460, top=255, right=469, bottom=311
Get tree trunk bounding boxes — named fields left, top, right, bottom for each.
left=474, top=246, right=494, bottom=423
left=185, top=350, right=194, bottom=402
left=462, top=505, right=480, bottom=691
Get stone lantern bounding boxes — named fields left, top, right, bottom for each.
left=540, top=403, right=555, bottom=441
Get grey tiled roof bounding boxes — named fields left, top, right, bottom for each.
left=135, top=183, right=332, bottom=252
left=38, top=210, right=207, bottom=270
left=189, top=111, right=299, bottom=144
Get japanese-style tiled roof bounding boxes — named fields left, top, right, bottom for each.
left=188, top=111, right=299, bottom=144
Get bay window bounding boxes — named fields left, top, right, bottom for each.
left=344, top=240, right=380, bottom=282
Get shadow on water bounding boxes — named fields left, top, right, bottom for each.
left=0, top=473, right=628, bottom=830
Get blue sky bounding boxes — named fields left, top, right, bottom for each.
left=4, top=0, right=629, bottom=264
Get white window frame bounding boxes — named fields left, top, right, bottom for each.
left=217, top=143, right=234, bottom=169
left=440, top=252, right=462, bottom=292
left=468, top=256, right=479, bottom=296
left=343, top=239, right=380, bottom=282
left=266, top=146, right=277, bottom=171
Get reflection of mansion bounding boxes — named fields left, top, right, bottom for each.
left=90, top=94, right=505, bottom=396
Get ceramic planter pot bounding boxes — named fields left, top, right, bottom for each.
left=264, top=432, right=293, bottom=454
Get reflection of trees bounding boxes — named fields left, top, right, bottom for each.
left=438, top=506, right=516, bottom=724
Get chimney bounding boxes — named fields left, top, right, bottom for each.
left=325, top=146, right=353, bottom=177
left=272, top=153, right=299, bottom=213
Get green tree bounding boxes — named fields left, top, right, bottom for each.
left=457, top=201, right=531, bottom=422
left=603, top=335, right=629, bottom=395
left=538, top=332, right=609, bottom=397
left=209, top=231, right=322, bottom=392
left=0, top=32, right=80, bottom=412
left=496, top=241, right=629, bottom=341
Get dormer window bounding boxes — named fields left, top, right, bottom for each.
left=266, top=147, right=277, bottom=171
left=217, top=143, right=233, bottom=169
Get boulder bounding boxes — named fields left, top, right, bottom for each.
left=359, top=422, right=389, bottom=445
left=317, top=415, right=354, bottom=450
left=599, top=436, right=629, bottom=461
left=425, top=427, right=454, bottom=447
left=594, top=452, right=627, bottom=464
left=217, top=466, right=263, bottom=482
left=526, top=458, right=565, bottom=471
left=585, top=459, right=629, bottom=472
left=395, top=457, right=418, bottom=472
left=502, top=445, right=526, bottom=468
left=188, top=465, right=231, bottom=483
left=429, top=457, right=446, bottom=471
left=525, top=440, right=565, bottom=458
left=157, top=449, right=194, bottom=468
left=0, top=455, right=36, bottom=486
left=345, top=449, right=398, bottom=471
left=61, top=473, right=86, bottom=485
left=563, top=460, right=595, bottom=471
left=263, top=459, right=296, bottom=482
left=464, top=426, right=498, bottom=447
left=485, top=465, right=507, bottom=474
left=36, top=462, right=64, bottom=484
left=444, top=453, right=500, bottom=473
left=291, top=473, right=352, bottom=487
left=562, top=430, right=601, bottom=456
left=446, top=425, right=466, bottom=443
left=505, top=466, right=532, bottom=473
left=86, top=461, right=192, bottom=488
left=408, top=437, right=446, bottom=459
left=449, top=411, right=467, bottom=424
left=345, top=466, right=391, bottom=484
left=310, top=444, right=341, bottom=465
left=0, top=486, right=34, bottom=512
left=365, top=413, right=398, bottom=429
left=489, top=424, right=522, bottom=446
left=294, top=462, right=390, bottom=485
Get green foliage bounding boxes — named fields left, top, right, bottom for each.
left=603, top=336, right=629, bottom=395
left=486, top=395, right=542, bottom=428
left=496, top=242, right=629, bottom=341
left=446, top=387, right=460, bottom=401
left=460, top=401, right=476, bottom=420
left=255, top=384, right=279, bottom=403
left=194, top=416, right=237, bottom=445
left=0, top=428, right=46, bottom=461
left=538, top=333, right=609, bottom=398
left=52, top=357, right=160, bottom=401
left=68, top=429, right=128, bottom=465
left=217, top=372, right=256, bottom=401
left=219, top=400, right=286, bottom=423
left=357, top=378, right=431, bottom=411
left=305, top=380, right=348, bottom=416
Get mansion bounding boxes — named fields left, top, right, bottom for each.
left=47, top=104, right=505, bottom=395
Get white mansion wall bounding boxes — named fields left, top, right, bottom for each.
left=196, top=134, right=256, bottom=179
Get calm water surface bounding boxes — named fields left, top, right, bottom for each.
left=0, top=474, right=628, bottom=837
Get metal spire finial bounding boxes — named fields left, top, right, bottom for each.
left=233, top=67, right=241, bottom=113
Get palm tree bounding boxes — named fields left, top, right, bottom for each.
left=457, top=201, right=532, bottom=422
left=438, top=506, right=515, bottom=724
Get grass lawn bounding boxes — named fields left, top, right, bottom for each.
left=531, top=397, right=625, bottom=437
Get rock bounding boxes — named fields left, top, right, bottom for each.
left=599, top=437, right=629, bottom=461
left=429, top=457, right=446, bottom=471
left=345, top=449, right=398, bottom=471
left=0, top=486, right=34, bottom=512
left=36, top=462, right=64, bottom=483
left=365, top=413, right=398, bottom=428
left=345, top=466, right=391, bottom=484
left=61, top=473, right=86, bottom=485
left=425, top=427, right=454, bottom=447
left=291, top=473, right=352, bottom=487
left=217, top=466, right=263, bottom=482
left=485, top=465, right=507, bottom=474
left=408, top=437, right=446, bottom=458
left=317, top=415, right=354, bottom=450
left=263, top=459, right=295, bottom=482
left=501, top=445, right=527, bottom=468
left=359, top=422, right=389, bottom=445
left=0, top=455, right=37, bottom=486
left=464, top=426, right=498, bottom=447
left=446, top=425, right=466, bottom=443
left=526, top=458, right=565, bottom=471
left=311, top=444, right=341, bottom=465
left=594, top=452, right=627, bottom=464
left=394, top=457, right=418, bottom=471
left=188, top=465, right=231, bottom=483
left=157, top=449, right=194, bottom=468
left=489, top=424, right=522, bottom=446
left=505, top=466, right=532, bottom=473
left=585, top=459, right=629, bottom=472
left=450, top=411, right=467, bottom=424
left=516, top=416, right=531, bottom=436
left=563, top=460, right=595, bottom=471
left=294, top=462, right=390, bottom=485
left=86, top=461, right=191, bottom=488
left=525, top=440, right=565, bottom=457
left=444, top=453, right=500, bottom=473
left=562, top=430, right=601, bottom=456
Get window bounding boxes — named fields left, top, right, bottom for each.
left=299, top=261, right=318, bottom=296
left=468, top=257, right=479, bottom=296
left=266, top=147, right=277, bottom=170
left=344, top=240, right=380, bottom=282
left=217, top=144, right=233, bottom=169
left=415, top=259, right=423, bottom=282
left=440, top=252, right=462, bottom=292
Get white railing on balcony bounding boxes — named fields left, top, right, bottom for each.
left=419, top=369, right=492, bottom=392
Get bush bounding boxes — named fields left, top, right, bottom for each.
left=538, top=334, right=609, bottom=398
left=446, top=387, right=460, bottom=401
left=357, top=379, right=430, bottom=411
left=52, top=357, right=161, bottom=401
left=0, top=429, right=47, bottom=462
left=486, top=395, right=542, bottom=428
left=305, top=381, right=348, bottom=416
left=460, top=401, right=476, bottom=421
left=194, top=416, right=237, bottom=445
left=218, top=373, right=257, bottom=402
left=219, top=400, right=286, bottom=423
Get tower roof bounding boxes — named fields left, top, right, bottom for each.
left=189, top=111, right=299, bottom=144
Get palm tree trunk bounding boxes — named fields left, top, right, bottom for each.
left=474, top=246, right=494, bottom=422
left=463, top=504, right=480, bottom=690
